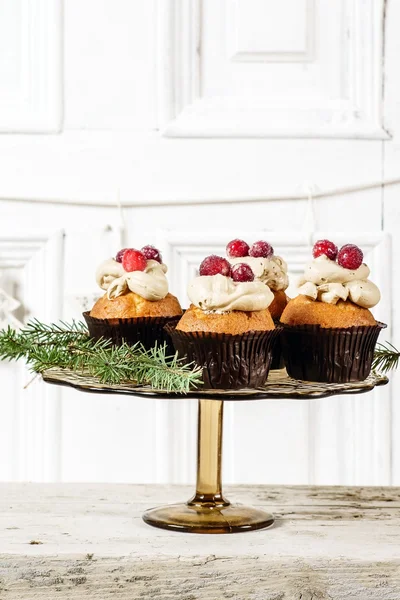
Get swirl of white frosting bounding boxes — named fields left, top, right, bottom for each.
left=188, top=274, right=274, bottom=312
left=300, top=254, right=370, bottom=285
left=229, top=255, right=289, bottom=291
left=96, top=258, right=169, bottom=301
left=297, top=255, right=380, bottom=308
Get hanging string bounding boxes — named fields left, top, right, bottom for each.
left=116, top=187, right=126, bottom=248
left=1, top=177, right=399, bottom=207
left=301, top=181, right=319, bottom=248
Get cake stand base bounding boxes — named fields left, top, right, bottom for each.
left=143, top=502, right=274, bottom=534
left=143, top=399, right=275, bottom=533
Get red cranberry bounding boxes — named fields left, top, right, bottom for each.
left=312, top=239, right=338, bottom=261
left=249, top=240, right=274, bottom=259
left=115, top=248, right=128, bottom=263
left=337, top=244, right=364, bottom=270
left=199, top=255, right=231, bottom=277
left=141, top=245, right=162, bottom=263
left=122, top=249, right=147, bottom=272
left=226, top=239, right=249, bottom=258
left=231, top=263, right=255, bottom=282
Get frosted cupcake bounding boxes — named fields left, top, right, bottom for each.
left=169, top=255, right=281, bottom=389
left=280, top=240, right=385, bottom=382
left=226, top=238, right=289, bottom=368
left=84, top=245, right=182, bottom=351
left=226, top=239, right=289, bottom=319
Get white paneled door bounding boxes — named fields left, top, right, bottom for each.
left=161, top=0, right=387, bottom=138
left=0, top=0, right=62, bottom=132
left=0, top=0, right=398, bottom=486
left=0, top=231, right=63, bottom=481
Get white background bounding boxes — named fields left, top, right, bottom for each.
left=0, top=0, right=399, bottom=487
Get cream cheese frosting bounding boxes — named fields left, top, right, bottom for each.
left=96, top=258, right=169, bottom=301
left=297, top=255, right=380, bottom=308
left=229, top=255, right=289, bottom=291
left=188, top=273, right=274, bottom=312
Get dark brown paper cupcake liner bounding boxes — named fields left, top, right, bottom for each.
left=166, top=323, right=282, bottom=390
left=83, top=311, right=181, bottom=354
left=281, top=321, right=386, bottom=383
left=270, top=319, right=285, bottom=370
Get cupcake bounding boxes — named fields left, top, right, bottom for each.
left=169, top=254, right=281, bottom=390
left=280, top=240, right=385, bottom=383
left=226, top=238, right=289, bottom=367
left=84, top=245, right=183, bottom=352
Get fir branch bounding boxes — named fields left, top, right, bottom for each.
left=372, top=342, right=400, bottom=374
left=0, top=320, right=203, bottom=393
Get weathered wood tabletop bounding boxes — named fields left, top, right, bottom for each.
left=0, top=483, right=399, bottom=599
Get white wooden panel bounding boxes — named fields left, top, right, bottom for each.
left=0, top=0, right=62, bottom=132
left=59, top=225, right=170, bottom=484
left=155, top=230, right=390, bottom=485
left=0, top=211, right=164, bottom=485
left=0, top=207, right=390, bottom=486
left=310, top=233, right=391, bottom=485
left=228, top=0, right=313, bottom=62
left=383, top=0, right=400, bottom=485
left=161, top=0, right=387, bottom=138
left=0, top=231, right=64, bottom=482
left=0, top=194, right=387, bottom=486
left=64, top=0, right=156, bottom=130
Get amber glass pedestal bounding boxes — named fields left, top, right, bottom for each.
left=42, top=367, right=389, bottom=534
left=143, top=399, right=274, bottom=533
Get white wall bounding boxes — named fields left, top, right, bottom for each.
left=0, top=0, right=399, bottom=487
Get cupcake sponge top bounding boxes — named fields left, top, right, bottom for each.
left=268, top=290, right=288, bottom=320
left=280, top=294, right=377, bottom=328
left=90, top=291, right=183, bottom=320
left=176, top=304, right=275, bottom=335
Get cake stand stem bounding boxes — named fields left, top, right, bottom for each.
left=142, top=398, right=275, bottom=533
left=188, top=399, right=229, bottom=507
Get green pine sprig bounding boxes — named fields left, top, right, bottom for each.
left=0, top=320, right=203, bottom=393
left=372, top=342, right=400, bottom=375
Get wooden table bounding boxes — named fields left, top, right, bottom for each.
left=0, top=483, right=399, bottom=599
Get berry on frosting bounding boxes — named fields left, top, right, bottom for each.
left=122, top=249, right=147, bottom=272
left=115, top=248, right=128, bottom=263
left=337, top=244, right=363, bottom=270
left=249, top=240, right=274, bottom=258
left=312, top=239, right=338, bottom=261
left=226, top=239, right=249, bottom=258
left=141, top=245, right=162, bottom=263
left=231, top=263, right=255, bottom=282
left=199, top=255, right=231, bottom=277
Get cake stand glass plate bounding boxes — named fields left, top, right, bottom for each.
left=42, top=367, right=388, bottom=400
left=42, top=368, right=388, bottom=534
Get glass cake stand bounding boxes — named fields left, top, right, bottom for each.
left=43, top=368, right=388, bottom=534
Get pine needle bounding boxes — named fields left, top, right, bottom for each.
left=372, top=341, right=400, bottom=374
left=0, top=320, right=203, bottom=393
